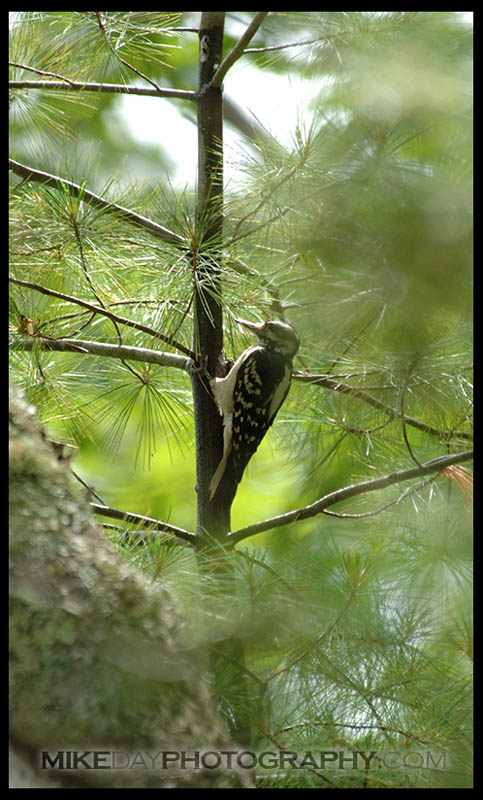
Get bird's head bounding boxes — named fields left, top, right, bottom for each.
left=235, top=318, right=300, bottom=358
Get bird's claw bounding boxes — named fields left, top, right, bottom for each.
left=188, top=354, right=211, bottom=382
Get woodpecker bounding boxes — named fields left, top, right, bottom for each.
left=209, top=318, right=300, bottom=501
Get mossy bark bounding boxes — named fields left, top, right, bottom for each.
left=9, top=383, right=252, bottom=789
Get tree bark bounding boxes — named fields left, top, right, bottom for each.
left=192, top=12, right=230, bottom=541
left=190, top=14, right=256, bottom=746
left=9, top=383, right=252, bottom=788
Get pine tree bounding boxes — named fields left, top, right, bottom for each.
left=10, top=12, right=472, bottom=788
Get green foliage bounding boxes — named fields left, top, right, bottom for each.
left=9, top=11, right=472, bottom=788
left=115, top=495, right=472, bottom=788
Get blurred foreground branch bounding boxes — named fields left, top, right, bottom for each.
left=9, top=382, right=251, bottom=789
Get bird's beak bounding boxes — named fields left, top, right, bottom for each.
left=234, top=318, right=265, bottom=335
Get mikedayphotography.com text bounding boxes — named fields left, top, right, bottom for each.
left=39, top=749, right=448, bottom=773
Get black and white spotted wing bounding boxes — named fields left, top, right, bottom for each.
left=230, top=346, right=292, bottom=484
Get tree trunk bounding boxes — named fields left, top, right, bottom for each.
left=192, top=12, right=230, bottom=541
left=191, top=14, right=255, bottom=746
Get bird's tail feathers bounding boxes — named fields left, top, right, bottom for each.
left=209, top=445, right=232, bottom=501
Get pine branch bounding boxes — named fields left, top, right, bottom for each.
left=211, top=12, right=269, bottom=88
left=293, top=371, right=472, bottom=442
left=228, top=450, right=474, bottom=545
left=9, top=79, right=196, bottom=101
left=9, top=276, right=195, bottom=359
left=11, top=336, right=190, bottom=371
left=10, top=73, right=270, bottom=146
left=8, top=159, right=185, bottom=247
left=90, top=503, right=195, bottom=544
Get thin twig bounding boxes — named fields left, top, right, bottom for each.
left=231, top=162, right=299, bottom=238
left=71, top=470, right=106, bottom=505
left=71, top=211, right=146, bottom=384
left=9, top=61, right=77, bottom=85
left=211, top=12, right=269, bottom=88
left=94, top=11, right=165, bottom=95
left=321, top=475, right=437, bottom=519
left=325, top=307, right=382, bottom=377
left=244, top=36, right=321, bottom=54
